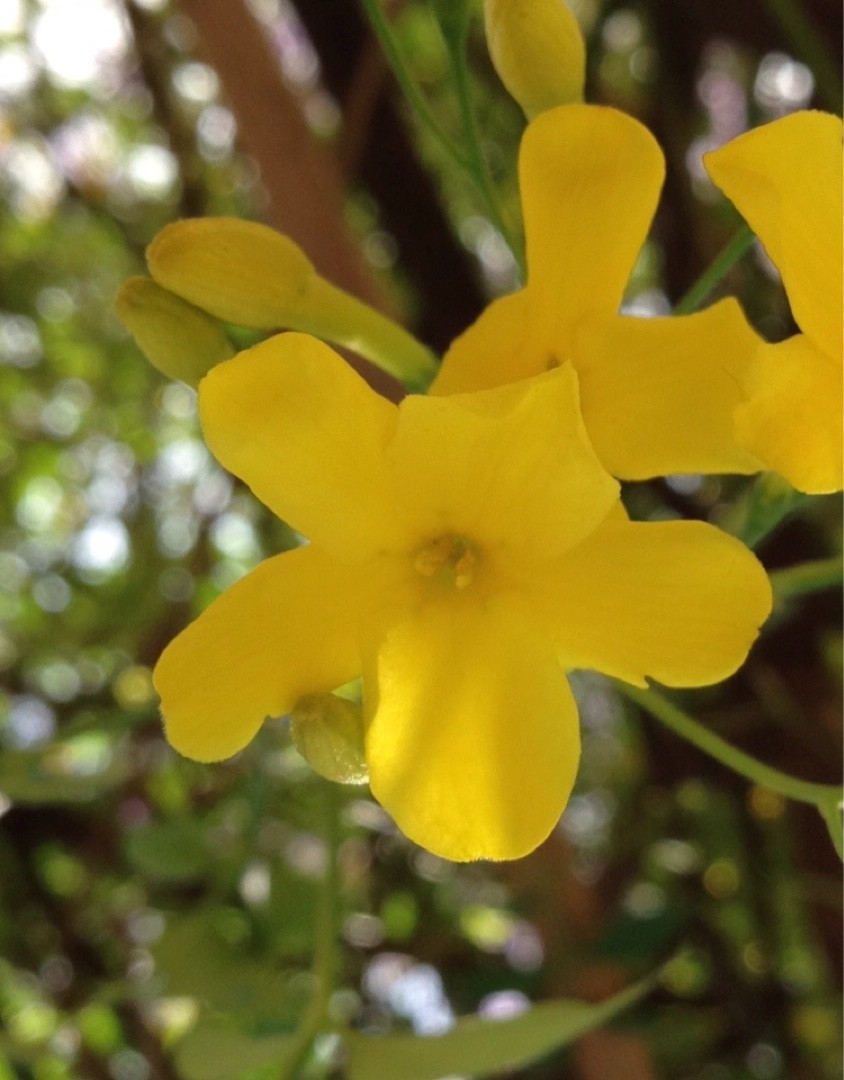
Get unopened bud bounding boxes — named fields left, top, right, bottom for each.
left=485, top=0, right=585, bottom=118
left=116, top=277, right=235, bottom=387
left=147, top=217, right=316, bottom=328
left=146, top=217, right=437, bottom=387
left=290, top=693, right=368, bottom=785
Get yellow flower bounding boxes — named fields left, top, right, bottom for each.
left=154, top=332, right=771, bottom=862
left=484, top=0, right=585, bottom=117
left=705, top=111, right=843, bottom=494
left=431, top=103, right=762, bottom=481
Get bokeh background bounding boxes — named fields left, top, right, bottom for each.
left=0, top=1, right=841, bottom=1078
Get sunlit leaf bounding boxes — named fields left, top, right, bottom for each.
left=153, top=912, right=297, bottom=1023
left=174, top=1018, right=294, bottom=1080
left=345, top=976, right=655, bottom=1080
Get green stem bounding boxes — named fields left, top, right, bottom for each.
left=278, top=785, right=341, bottom=1080
left=770, top=556, right=843, bottom=602
left=616, top=680, right=841, bottom=812
left=359, top=0, right=471, bottom=171
left=361, top=0, right=522, bottom=273
left=673, top=224, right=756, bottom=315
left=718, top=473, right=811, bottom=550
left=762, top=0, right=843, bottom=114
left=441, top=32, right=525, bottom=274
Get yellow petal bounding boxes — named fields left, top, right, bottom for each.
left=521, top=517, right=772, bottom=687
left=704, top=111, right=843, bottom=360
left=485, top=0, right=585, bottom=118
left=365, top=595, right=580, bottom=861
left=574, top=299, right=762, bottom=479
left=430, top=290, right=538, bottom=395
left=199, top=333, right=406, bottom=558
left=736, top=335, right=843, bottom=494
left=147, top=218, right=436, bottom=386
left=389, top=365, right=619, bottom=565
left=155, top=545, right=379, bottom=762
left=521, top=105, right=664, bottom=336
left=433, top=109, right=665, bottom=400
left=116, top=277, right=235, bottom=387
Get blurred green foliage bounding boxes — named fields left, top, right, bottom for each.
left=0, top=1, right=841, bottom=1078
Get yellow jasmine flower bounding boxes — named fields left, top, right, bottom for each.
left=431, top=103, right=762, bottom=481
left=154, top=332, right=771, bottom=862
left=484, top=0, right=585, bottom=117
left=705, top=111, right=843, bottom=494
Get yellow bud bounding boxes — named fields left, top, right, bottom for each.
left=485, top=0, right=586, bottom=118
left=115, top=277, right=235, bottom=387
left=147, top=217, right=316, bottom=328
left=290, top=693, right=368, bottom=786
left=146, top=217, right=438, bottom=388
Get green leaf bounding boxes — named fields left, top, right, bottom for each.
left=819, top=794, right=844, bottom=861
left=125, top=818, right=209, bottom=883
left=0, top=743, right=128, bottom=804
left=345, top=976, right=655, bottom=1080
left=175, top=1018, right=293, bottom=1080
left=153, top=912, right=295, bottom=1023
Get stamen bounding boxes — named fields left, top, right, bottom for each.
left=453, top=549, right=476, bottom=589
left=413, top=535, right=479, bottom=589
left=414, top=536, right=454, bottom=577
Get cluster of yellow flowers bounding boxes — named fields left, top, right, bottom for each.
left=118, top=0, right=842, bottom=862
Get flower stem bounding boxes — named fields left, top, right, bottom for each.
left=762, top=0, right=843, bottom=113
left=673, top=223, right=756, bottom=315
left=770, top=556, right=843, bottom=602
left=278, top=784, right=341, bottom=1079
left=717, top=473, right=810, bottom=550
left=360, top=0, right=522, bottom=272
left=440, top=29, right=525, bottom=274
left=358, top=0, right=470, bottom=172
left=615, top=681, right=842, bottom=858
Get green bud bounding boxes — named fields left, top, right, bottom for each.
left=290, top=693, right=369, bottom=786
left=115, top=277, right=235, bottom=387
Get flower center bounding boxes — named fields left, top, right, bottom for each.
left=413, top=534, right=479, bottom=590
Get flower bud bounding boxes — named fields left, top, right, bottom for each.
left=116, top=277, right=235, bottom=387
left=485, top=0, right=585, bottom=118
left=147, top=217, right=316, bottom=329
left=290, top=693, right=368, bottom=785
left=146, top=217, right=437, bottom=387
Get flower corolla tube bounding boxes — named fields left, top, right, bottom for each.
left=154, top=333, right=772, bottom=862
